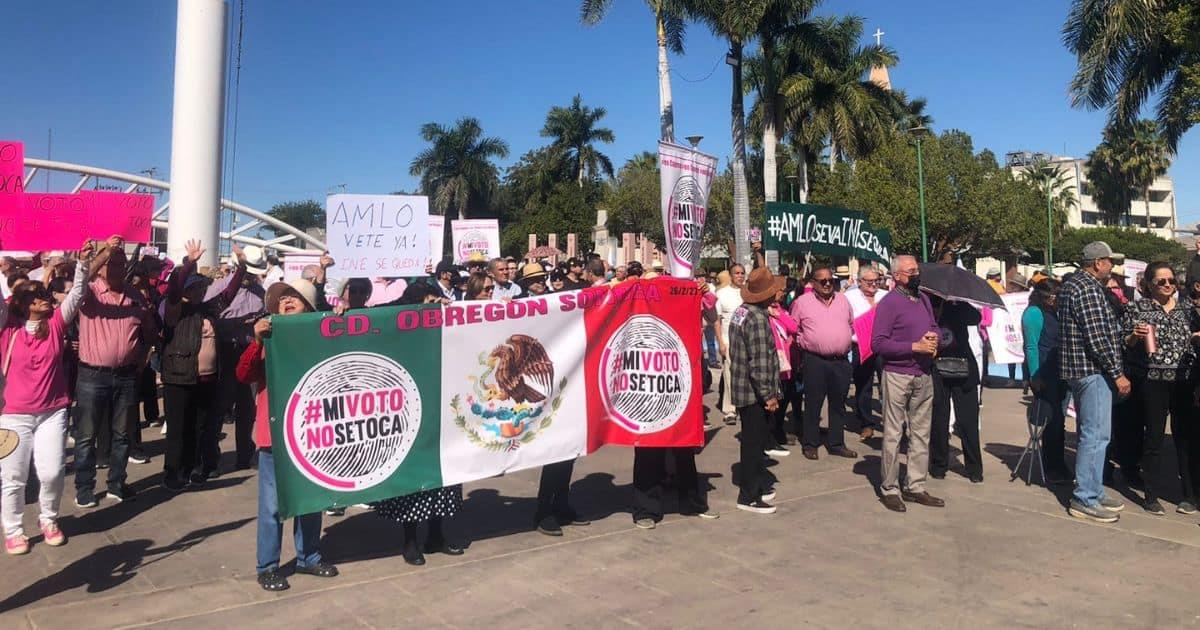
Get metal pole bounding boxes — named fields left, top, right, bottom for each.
left=789, top=181, right=795, bottom=203
left=1045, top=174, right=1054, bottom=274
left=915, top=137, right=928, bottom=262
left=168, top=0, right=228, bottom=266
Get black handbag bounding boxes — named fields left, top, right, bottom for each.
left=935, top=356, right=970, bottom=380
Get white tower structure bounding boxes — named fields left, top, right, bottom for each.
left=167, top=0, right=229, bottom=266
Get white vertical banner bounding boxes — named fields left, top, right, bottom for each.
left=985, top=291, right=1030, bottom=364
left=450, top=219, right=501, bottom=263
left=428, top=215, right=445, bottom=264
left=658, top=141, right=717, bottom=278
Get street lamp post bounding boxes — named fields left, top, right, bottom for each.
left=785, top=174, right=797, bottom=203
left=908, top=126, right=929, bottom=262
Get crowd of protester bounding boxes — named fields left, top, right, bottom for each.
left=2, top=235, right=1199, bottom=592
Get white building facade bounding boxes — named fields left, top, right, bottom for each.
left=1006, top=151, right=1178, bottom=240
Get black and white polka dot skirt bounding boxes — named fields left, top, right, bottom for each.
left=372, top=485, right=462, bottom=523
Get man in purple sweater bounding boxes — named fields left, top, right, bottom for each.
left=871, top=255, right=946, bottom=513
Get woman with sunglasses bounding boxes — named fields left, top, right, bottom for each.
left=464, top=273, right=495, bottom=300
left=0, top=239, right=89, bottom=555
left=1120, top=262, right=1200, bottom=515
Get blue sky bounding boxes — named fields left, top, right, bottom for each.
left=2, top=1, right=1196, bottom=229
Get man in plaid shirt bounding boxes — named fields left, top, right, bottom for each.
left=729, top=267, right=783, bottom=514
left=1057, top=241, right=1130, bottom=523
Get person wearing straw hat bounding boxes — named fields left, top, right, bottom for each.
left=236, top=277, right=338, bottom=591
left=729, top=267, right=785, bottom=514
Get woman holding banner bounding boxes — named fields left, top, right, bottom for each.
left=372, top=285, right=465, bottom=566
left=0, top=240, right=88, bottom=555
left=236, top=278, right=339, bottom=591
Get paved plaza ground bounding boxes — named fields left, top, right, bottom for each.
left=2, top=382, right=1199, bottom=629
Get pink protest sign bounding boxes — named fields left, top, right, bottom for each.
left=853, top=310, right=877, bottom=364
left=0, top=141, right=153, bottom=249
left=0, top=141, right=24, bottom=194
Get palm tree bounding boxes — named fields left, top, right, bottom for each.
left=753, top=1, right=818, bottom=204
left=541, top=94, right=617, bottom=187
left=409, top=117, right=509, bottom=219
left=1019, top=156, right=1078, bottom=217
left=784, top=16, right=897, bottom=166
left=1085, top=138, right=1134, bottom=225
left=1124, top=120, right=1173, bottom=229
left=581, top=1, right=691, bottom=142
left=890, top=89, right=934, bottom=132
left=1063, top=0, right=1198, bottom=151
left=691, top=0, right=770, bottom=266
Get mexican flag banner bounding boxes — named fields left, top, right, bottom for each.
left=265, top=278, right=704, bottom=518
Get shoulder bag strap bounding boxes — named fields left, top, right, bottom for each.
left=2, top=330, right=18, bottom=377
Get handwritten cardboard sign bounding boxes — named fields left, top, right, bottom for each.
left=0, top=141, right=153, bottom=250
left=450, top=218, right=500, bottom=263
left=326, top=193, right=429, bottom=277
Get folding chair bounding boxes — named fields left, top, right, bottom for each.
left=1011, top=398, right=1048, bottom=485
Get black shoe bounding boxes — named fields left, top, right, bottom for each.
left=881, top=495, right=907, bottom=513
left=969, top=475, right=984, bottom=484
left=801, top=447, right=819, bottom=460
left=929, top=471, right=946, bottom=480
left=1143, top=498, right=1166, bottom=515
left=74, top=490, right=99, bottom=509
left=295, top=561, right=339, bottom=578
left=188, top=471, right=207, bottom=487
left=536, top=516, right=563, bottom=537
left=106, top=485, right=135, bottom=502
left=128, top=450, right=150, bottom=465
left=556, top=511, right=590, bottom=527
left=828, top=445, right=858, bottom=459
left=257, top=569, right=290, bottom=591
left=161, top=476, right=186, bottom=493
left=96, top=461, right=109, bottom=470
left=403, top=545, right=426, bottom=566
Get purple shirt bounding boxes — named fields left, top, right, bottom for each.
left=871, top=288, right=939, bottom=376
left=790, top=291, right=853, bottom=356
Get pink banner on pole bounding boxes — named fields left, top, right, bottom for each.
left=0, top=140, right=153, bottom=249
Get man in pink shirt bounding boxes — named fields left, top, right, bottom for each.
left=790, top=266, right=857, bottom=460
left=74, top=237, right=158, bottom=507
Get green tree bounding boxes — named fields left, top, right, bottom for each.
left=267, top=199, right=325, bottom=232
left=1018, top=156, right=1078, bottom=218
left=581, top=0, right=691, bottom=141
left=1084, top=120, right=1173, bottom=227
left=1057, top=226, right=1187, bottom=265
left=691, top=0, right=769, bottom=267
left=541, top=94, right=617, bottom=186
left=603, top=152, right=664, bottom=245
left=811, top=130, right=1053, bottom=262
left=409, top=117, right=509, bottom=220
left=1125, top=120, right=1173, bottom=228
left=1063, top=0, right=1199, bottom=150
left=501, top=181, right=600, bottom=256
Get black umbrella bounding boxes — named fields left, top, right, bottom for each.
left=917, top=263, right=1006, bottom=309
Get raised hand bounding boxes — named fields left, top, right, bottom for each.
left=185, top=239, right=206, bottom=263
left=79, top=239, right=97, bottom=262
left=232, top=244, right=246, bottom=265
left=105, top=235, right=124, bottom=251
left=320, top=252, right=335, bottom=269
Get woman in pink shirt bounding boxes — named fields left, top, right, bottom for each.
left=0, top=242, right=89, bottom=555
left=766, top=281, right=798, bottom=456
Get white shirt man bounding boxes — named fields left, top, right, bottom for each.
left=844, top=267, right=889, bottom=439
left=489, top=258, right=524, bottom=300
left=714, top=264, right=747, bottom=423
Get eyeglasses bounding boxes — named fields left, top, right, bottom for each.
left=815, top=278, right=835, bottom=286
left=1154, top=278, right=1177, bottom=287
left=859, top=279, right=878, bottom=286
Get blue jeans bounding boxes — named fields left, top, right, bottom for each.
left=256, top=449, right=323, bottom=573
left=703, top=327, right=718, bottom=364
left=1068, top=374, right=1114, bottom=506
left=74, top=365, right=138, bottom=494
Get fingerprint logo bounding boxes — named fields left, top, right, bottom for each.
left=667, top=175, right=706, bottom=273
left=457, top=230, right=490, bottom=261
left=284, top=352, right=421, bottom=492
left=598, top=315, right=691, bottom=434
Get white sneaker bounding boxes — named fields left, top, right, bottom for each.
left=761, top=491, right=777, bottom=502
left=764, top=447, right=789, bottom=458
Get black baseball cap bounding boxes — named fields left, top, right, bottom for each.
left=626, top=261, right=644, bottom=277
left=435, top=260, right=458, bottom=276
left=566, top=257, right=582, bottom=267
